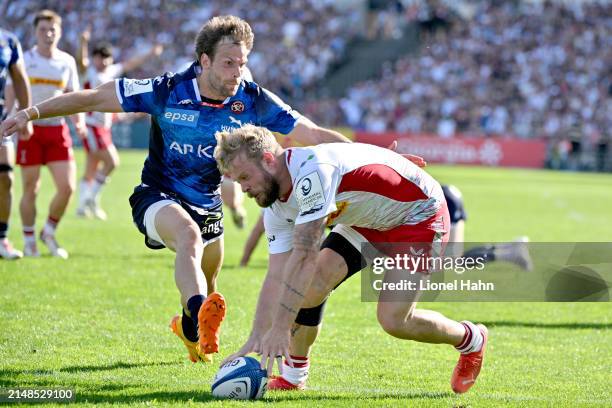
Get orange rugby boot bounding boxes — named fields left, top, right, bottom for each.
left=451, top=324, right=488, bottom=393
left=169, top=315, right=212, bottom=363
left=197, top=292, right=226, bottom=354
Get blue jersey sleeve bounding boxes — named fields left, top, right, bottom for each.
left=115, top=75, right=171, bottom=115
left=255, top=87, right=301, bottom=134
left=8, top=34, right=22, bottom=66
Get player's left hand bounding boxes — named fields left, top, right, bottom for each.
left=259, top=328, right=293, bottom=376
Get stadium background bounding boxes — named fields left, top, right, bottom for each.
left=1, top=0, right=611, bottom=406
left=4, top=0, right=610, bottom=171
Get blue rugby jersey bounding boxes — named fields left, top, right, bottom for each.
left=0, top=29, right=23, bottom=118
left=115, top=62, right=301, bottom=208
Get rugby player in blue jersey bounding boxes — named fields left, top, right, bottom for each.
left=1, top=15, right=351, bottom=363
left=0, top=28, right=32, bottom=260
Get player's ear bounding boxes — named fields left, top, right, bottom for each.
left=261, top=151, right=276, bottom=171
left=200, top=53, right=212, bottom=69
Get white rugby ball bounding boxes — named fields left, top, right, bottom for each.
left=211, top=356, right=268, bottom=400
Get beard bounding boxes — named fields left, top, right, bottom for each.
left=254, top=170, right=280, bottom=207
left=207, top=71, right=237, bottom=99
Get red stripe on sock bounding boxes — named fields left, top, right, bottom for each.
left=455, top=322, right=472, bottom=350
left=47, top=216, right=60, bottom=227
left=285, top=355, right=309, bottom=367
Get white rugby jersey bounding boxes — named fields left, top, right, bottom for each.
left=83, top=63, right=123, bottom=127
left=24, top=47, right=79, bottom=126
left=264, top=143, right=445, bottom=254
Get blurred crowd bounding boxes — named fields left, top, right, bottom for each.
left=332, top=0, right=611, bottom=144
left=3, top=0, right=360, bottom=103
left=3, top=0, right=610, bottom=148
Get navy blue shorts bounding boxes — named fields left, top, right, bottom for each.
left=442, top=184, right=467, bottom=224
left=129, top=184, right=224, bottom=250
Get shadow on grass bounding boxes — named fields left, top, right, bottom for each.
left=480, top=321, right=612, bottom=330
left=72, top=389, right=454, bottom=404
left=0, top=360, right=180, bottom=378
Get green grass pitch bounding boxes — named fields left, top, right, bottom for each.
left=1, top=149, right=611, bottom=407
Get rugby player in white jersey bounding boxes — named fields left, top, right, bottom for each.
left=217, top=124, right=488, bottom=394
left=75, top=28, right=163, bottom=220
left=19, top=10, right=87, bottom=258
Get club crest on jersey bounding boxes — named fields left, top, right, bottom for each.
left=230, top=100, right=245, bottom=113
left=162, top=108, right=200, bottom=127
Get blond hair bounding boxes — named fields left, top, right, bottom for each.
left=214, top=124, right=279, bottom=173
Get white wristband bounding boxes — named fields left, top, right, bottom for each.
left=21, top=109, right=31, bottom=121
left=32, top=105, right=40, bottom=120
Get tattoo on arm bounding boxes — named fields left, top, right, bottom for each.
left=280, top=303, right=298, bottom=314
left=293, top=219, right=326, bottom=252
left=283, top=281, right=305, bottom=298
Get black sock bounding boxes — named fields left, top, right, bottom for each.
left=463, top=245, right=496, bottom=263
left=0, top=222, right=8, bottom=239
left=181, top=309, right=199, bottom=342
left=186, top=294, right=205, bottom=337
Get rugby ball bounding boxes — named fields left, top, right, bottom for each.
left=211, top=356, right=268, bottom=400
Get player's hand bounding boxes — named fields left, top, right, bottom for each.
left=259, top=327, right=293, bottom=376
left=386, top=140, right=427, bottom=167
left=403, top=153, right=427, bottom=168
left=80, top=27, right=91, bottom=42
left=75, top=122, right=88, bottom=140
left=220, top=333, right=263, bottom=367
left=0, top=111, right=28, bottom=138
left=151, top=43, right=164, bottom=57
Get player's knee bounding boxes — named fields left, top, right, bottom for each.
left=22, top=179, right=40, bottom=196
left=175, top=222, right=203, bottom=250
left=377, top=307, right=416, bottom=339
left=295, top=301, right=327, bottom=327
left=57, top=182, right=75, bottom=198
left=0, top=167, right=13, bottom=191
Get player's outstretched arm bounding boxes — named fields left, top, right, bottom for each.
left=1, top=80, right=122, bottom=137
left=289, top=116, right=351, bottom=145
left=121, top=44, right=164, bottom=73
left=220, top=251, right=291, bottom=366
left=259, top=217, right=327, bottom=375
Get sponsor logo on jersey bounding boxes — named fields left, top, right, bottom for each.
left=169, top=141, right=213, bottom=158
left=123, top=78, right=152, bottom=97
left=230, top=100, right=244, bottom=113
left=178, top=99, right=193, bottom=105
left=29, top=77, right=66, bottom=88
left=162, top=108, right=200, bottom=127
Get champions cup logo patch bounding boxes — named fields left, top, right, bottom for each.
left=123, top=78, right=152, bottom=97
left=300, top=178, right=312, bottom=195
left=230, top=101, right=244, bottom=113
left=297, top=171, right=326, bottom=217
